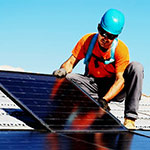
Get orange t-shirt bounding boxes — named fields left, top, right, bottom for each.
left=72, top=33, right=129, bottom=78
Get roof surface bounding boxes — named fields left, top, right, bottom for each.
left=109, top=95, right=150, bottom=130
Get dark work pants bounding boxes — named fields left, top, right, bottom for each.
left=66, top=62, right=144, bottom=120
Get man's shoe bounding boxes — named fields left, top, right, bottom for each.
left=124, top=118, right=136, bottom=130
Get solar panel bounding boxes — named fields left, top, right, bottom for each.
left=0, top=131, right=150, bottom=150
left=0, top=71, right=125, bottom=132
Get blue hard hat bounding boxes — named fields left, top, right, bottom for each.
left=100, top=9, right=125, bottom=35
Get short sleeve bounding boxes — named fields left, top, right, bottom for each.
left=115, top=40, right=130, bottom=73
left=72, top=33, right=95, bottom=60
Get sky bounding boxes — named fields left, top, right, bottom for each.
left=0, top=0, right=150, bottom=94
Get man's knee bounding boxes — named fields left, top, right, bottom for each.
left=130, top=62, right=144, bottom=73
left=66, top=73, right=83, bottom=82
left=124, top=61, right=144, bottom=78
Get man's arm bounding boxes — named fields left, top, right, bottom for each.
left=103, top=72, right=124, bottom=102
left=53, top=55, right=79, bottom=77
left=60, top=55, right=79, bottom=73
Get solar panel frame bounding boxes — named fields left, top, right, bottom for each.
left=131, top=130, right=150, bottom=138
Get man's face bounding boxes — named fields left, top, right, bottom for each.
left=98, top=26, right=118, bottom=50
left=98, top=33, right=114, bottom=50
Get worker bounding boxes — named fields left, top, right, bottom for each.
left=53, top=9, right=144, bottom=129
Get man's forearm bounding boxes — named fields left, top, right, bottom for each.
left=61, top=61, right=73, bottom=73
left=103, top=77, right=124, bottom=102
left=60, top=55, right=79, bottom=73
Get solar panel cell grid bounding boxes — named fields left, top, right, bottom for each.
left=0, top=71, right=125, bottom=132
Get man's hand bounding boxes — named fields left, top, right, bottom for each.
left=53, top=68, right=67, bottom=78
left=98, top=98, right=110, bottom=111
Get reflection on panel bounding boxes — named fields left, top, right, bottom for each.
left=0, top=71, right=125, bottom=132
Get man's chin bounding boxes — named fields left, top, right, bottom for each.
left=101, top=43, right=110, bottom=49
left=99, top=43, right=108, bottom=52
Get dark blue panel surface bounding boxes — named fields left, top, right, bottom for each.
left=0, top=131, right=150, bottom=150
left=0, top=71, right=125, bottom=132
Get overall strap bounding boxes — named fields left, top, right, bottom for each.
left=104, top=38, right=118, bottom=64
left=84, top=34, right=118, bottom=75
left=84, top=33, right=98, bottom=75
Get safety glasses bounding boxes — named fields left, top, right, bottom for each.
left=98, top=25, right=118, bottom=40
